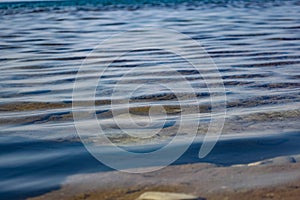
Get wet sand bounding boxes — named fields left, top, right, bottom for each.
left=28, top=157, right=300, bottom=200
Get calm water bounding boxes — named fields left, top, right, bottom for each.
left=0, top=0, right=300, bottom=199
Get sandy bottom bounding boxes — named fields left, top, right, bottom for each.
left=28, top=156, right=300, bottom=200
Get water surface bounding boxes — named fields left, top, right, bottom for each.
left=0, top=0, right=300, bottom=199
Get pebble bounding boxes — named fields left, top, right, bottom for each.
left=248, top=156, right=297, bottom=166
left=136, top=191, right=203, bottom=200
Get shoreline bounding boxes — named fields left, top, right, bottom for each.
left=28, top=155, right=300, bottom=200
left=2, top=132, right=300, bottom=200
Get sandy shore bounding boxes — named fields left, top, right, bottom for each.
left=28, top=155, right=300, bottom=200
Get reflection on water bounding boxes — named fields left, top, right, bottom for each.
left=0, top=0, right=300, bottom=199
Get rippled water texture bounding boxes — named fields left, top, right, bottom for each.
left=0, top=0, right=300, bottom=199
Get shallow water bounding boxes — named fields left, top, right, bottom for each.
left=0, top=0, right=300, bottom=199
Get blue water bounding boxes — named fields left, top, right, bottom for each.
left=0, top=0, right=300, bottom=199
left=0, top=0, right=298, bottom=12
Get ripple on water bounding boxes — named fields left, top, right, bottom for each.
left=0, top=1, right=300, bottom=198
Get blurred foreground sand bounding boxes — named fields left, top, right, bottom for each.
left=29, top=155, right=300, bottom=200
